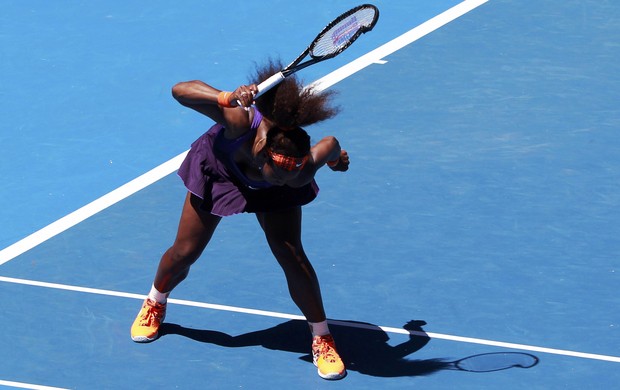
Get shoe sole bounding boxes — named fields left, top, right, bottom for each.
left=131, top=332, right=158, bottom=343
left=317, top=368, right=347, bottom=380
left=314, top=360, right=347, bottom=380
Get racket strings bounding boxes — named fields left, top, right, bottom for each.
left=310, top=8, right=377, bottom=57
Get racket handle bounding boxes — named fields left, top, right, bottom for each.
left=255, top=72, right=285, bottom=99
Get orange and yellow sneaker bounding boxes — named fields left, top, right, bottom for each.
left=131, top=299, right=166, bottom=343
left=312, top=334, right=346, bottom=380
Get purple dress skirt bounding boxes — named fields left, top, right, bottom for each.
left=177, top=121, right=319, bottom=217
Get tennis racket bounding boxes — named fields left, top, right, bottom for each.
left=255, top=4, right=379, bottom=98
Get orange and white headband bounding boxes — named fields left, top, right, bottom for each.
left=267, top=149, right=309, bottom=171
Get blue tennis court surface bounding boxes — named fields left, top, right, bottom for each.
left=1, top=1, right=619, bottom=389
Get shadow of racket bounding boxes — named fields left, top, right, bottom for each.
left=449, top=352, right=539, bottom=373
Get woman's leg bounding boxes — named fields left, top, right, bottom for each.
left=256, top=206, right=346, bottom=379
left=154, top=192, right=222, bottom=294
left=131, top=192, right=220, bottom=342
left=256, top=207, right=326, bottom=322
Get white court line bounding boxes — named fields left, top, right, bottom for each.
left=0, top=152, right=186, bottom=266
left=0, top=0, right=489, bottom=266
left=1, top=275, right=619, bottom=364
left=0, top=379, right=69, bottom=390
left=310, top=0, right=491, bottom=92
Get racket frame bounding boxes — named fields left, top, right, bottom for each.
left=255, top=4, right=379, bottom=98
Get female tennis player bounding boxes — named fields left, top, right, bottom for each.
left=130, top=60, right=349, bottom=380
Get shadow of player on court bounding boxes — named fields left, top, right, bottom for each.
left=160, top=318, right=538, bottom=377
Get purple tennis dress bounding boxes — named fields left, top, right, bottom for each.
left=177, top=108, right=319, bottom=216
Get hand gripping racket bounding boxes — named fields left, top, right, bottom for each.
left=255, top=4, right=379, bottom=98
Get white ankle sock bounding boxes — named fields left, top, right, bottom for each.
left=147, top=284, right=169, bottom=304
left=308, top=320, right=330, bottom=337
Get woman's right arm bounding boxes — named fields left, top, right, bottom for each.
left=171, top=80, right=257, bottom=134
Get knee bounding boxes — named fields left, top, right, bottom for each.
left=269, top=239, right=299, bottom=257
left=166, top=241, right=203, bottom=267
left=269, top=240, right=309, bottom=269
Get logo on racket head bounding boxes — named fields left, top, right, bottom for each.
left=331, top=16, right=359, bottom=47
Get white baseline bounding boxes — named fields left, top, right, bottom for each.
left=1, top=275, right=619, bottom=364
left=0, top=379, right=69, bottom=390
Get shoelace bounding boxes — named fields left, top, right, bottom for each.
left=139, top=303, right=164, bottom=326
left=314, top=338, right=339, bottom=363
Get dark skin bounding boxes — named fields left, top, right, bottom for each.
left=152, top=80, right=349, bottom=322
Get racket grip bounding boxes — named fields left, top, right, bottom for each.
left=255, top=72, right=285, bottom=99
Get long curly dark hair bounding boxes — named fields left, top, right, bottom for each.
left=250, top=58, right=340, bottom=129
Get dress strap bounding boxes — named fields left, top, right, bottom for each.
left=251, top=106, right=263, bottom=130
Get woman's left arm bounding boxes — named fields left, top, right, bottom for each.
left=289, top=136, right=349, bottom=187
left=310, top=136, right=349, bottom=172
